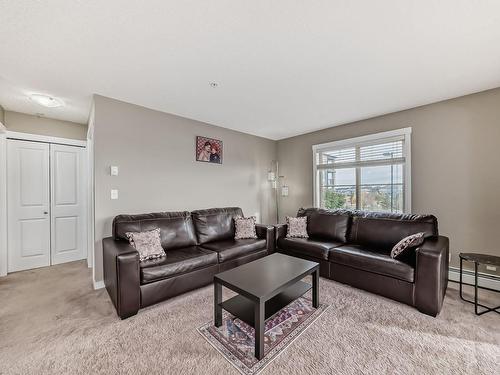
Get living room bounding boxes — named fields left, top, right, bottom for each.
left=0, top=2, right=499, bottom=374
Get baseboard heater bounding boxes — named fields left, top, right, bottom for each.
left=448, top=267, right=500, bottom=292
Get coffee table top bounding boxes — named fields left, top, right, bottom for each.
left=460, top=253, right=500, bottom=266
left=214, top=253, right=319, bottom=301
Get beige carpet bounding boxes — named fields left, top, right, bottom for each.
left=0, top=261, right=499, bottom=375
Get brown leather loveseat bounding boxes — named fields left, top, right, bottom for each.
left=103, top=207, right=274, bottom=319
left=277, top=208, right=449, bottom=316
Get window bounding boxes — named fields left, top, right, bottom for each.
left=313, top=128, right=411, bottom=213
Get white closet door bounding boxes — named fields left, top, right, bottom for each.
left=50, top=144, right=87, bottom=265
left=7, top=140, right=51, bottom=272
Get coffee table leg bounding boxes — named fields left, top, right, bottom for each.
left=312, top=269, right=319, bottom=308
left=254, top=300, right=265, bottom=360
left=474, top=262, right=479, bottom=315
left=214, top=280, right=222, bottom=327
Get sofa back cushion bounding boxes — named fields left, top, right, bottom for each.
left=191, top=207, right=243, bottom=244
left=348, top=211, right=438, bottom=252
left=297, top=208, right=350, bottom=243
left=113, top=211, right=197, bottom=250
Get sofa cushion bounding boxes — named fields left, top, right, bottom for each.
left=391, top=232, right=426, bottom=260
left=125, top=228, right=166, bottom=262
left=234, top=216, right=257, bottom=239
left=277, top=237, right=343, bottom=260
left=192, top=207, right=243, bottom=244
left=201, top=238, right=266, bottom=263
left=113, top=211, right=197, bottom=250
left=348, top=211, right=438, bottom=252
left=298, top=208, right=351, bottom=243
left=286, top=216, right=308, bottom=238
left=140, top=246, right=218, bottom=284
left=330, top=245, right=414, bottom=282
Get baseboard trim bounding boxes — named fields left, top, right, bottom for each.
left=91, top=269, right=497, bottom=292
left=448, top=267, right=500, bottom=291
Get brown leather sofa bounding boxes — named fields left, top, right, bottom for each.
left=276, top=208, right=449, bottom=316
left=103, top=207, right=275, bottom=319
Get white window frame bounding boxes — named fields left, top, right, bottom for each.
left=312, top=127, right=412, bottom=213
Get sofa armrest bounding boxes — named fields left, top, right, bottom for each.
left=414, top=235, right=449, bottom=316
left=275, top=224, right=287, bottom=241
left=255, top=224, right=276, bottom=253
left=274, top=224, right=288, bottom=251
left=103, top=237, right=141, bottom=319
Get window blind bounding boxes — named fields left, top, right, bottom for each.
left=316, top=136, right=405, bottom=170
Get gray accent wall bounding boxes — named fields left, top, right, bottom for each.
left=277, top=88, right=500, bottom=274
left=92, top=87, right=500, bottom=283
left=3, top=111, right=87, bottom=140
left=93, top=95, right=277, bottom=283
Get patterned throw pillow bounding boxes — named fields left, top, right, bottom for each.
left=125, top=228, right=166, bottom=262
left=390, top=232, right=426, bottom=259
left=234, top=216, right=257, bottom=239
left=286, top=216, right=309, bottom=238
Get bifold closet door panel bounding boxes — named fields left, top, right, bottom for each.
left=7, top=140, right=51, bottom=272
left=50, top=144, right=87, bottom=265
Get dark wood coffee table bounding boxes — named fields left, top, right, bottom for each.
left=214, top=253, right=319, bottom=360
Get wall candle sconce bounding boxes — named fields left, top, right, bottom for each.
left=281, top=185, right=289, bottom=197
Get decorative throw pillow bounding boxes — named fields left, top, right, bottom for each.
left=286, top=216, right=309, bottom=238
left=125, top=228, right=166, bottom=262
left=234, top=216, right=257, bottom=239
left=390, top=232, right=426, bottom=259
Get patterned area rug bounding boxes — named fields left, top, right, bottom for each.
left=198, top=297, right=329, bottom=375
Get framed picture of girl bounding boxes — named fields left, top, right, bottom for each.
left=196, top=136, right=223, bottom=164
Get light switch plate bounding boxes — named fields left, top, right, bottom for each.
left=110, top=166, right=119, bottom=176
left=111, top=189, right=119, bottom=200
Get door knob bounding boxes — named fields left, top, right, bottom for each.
left=43, top=211, right=48, bottom=214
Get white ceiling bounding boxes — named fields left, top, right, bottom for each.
left=1, top=1, right=500, bottom=140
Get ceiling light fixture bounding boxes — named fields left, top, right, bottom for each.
left=209, top=82, right=219, bottom=88
left=29, top=94, right=64, bottom=108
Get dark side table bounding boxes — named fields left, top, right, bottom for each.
left=459, top=253, right=500, bottom=315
